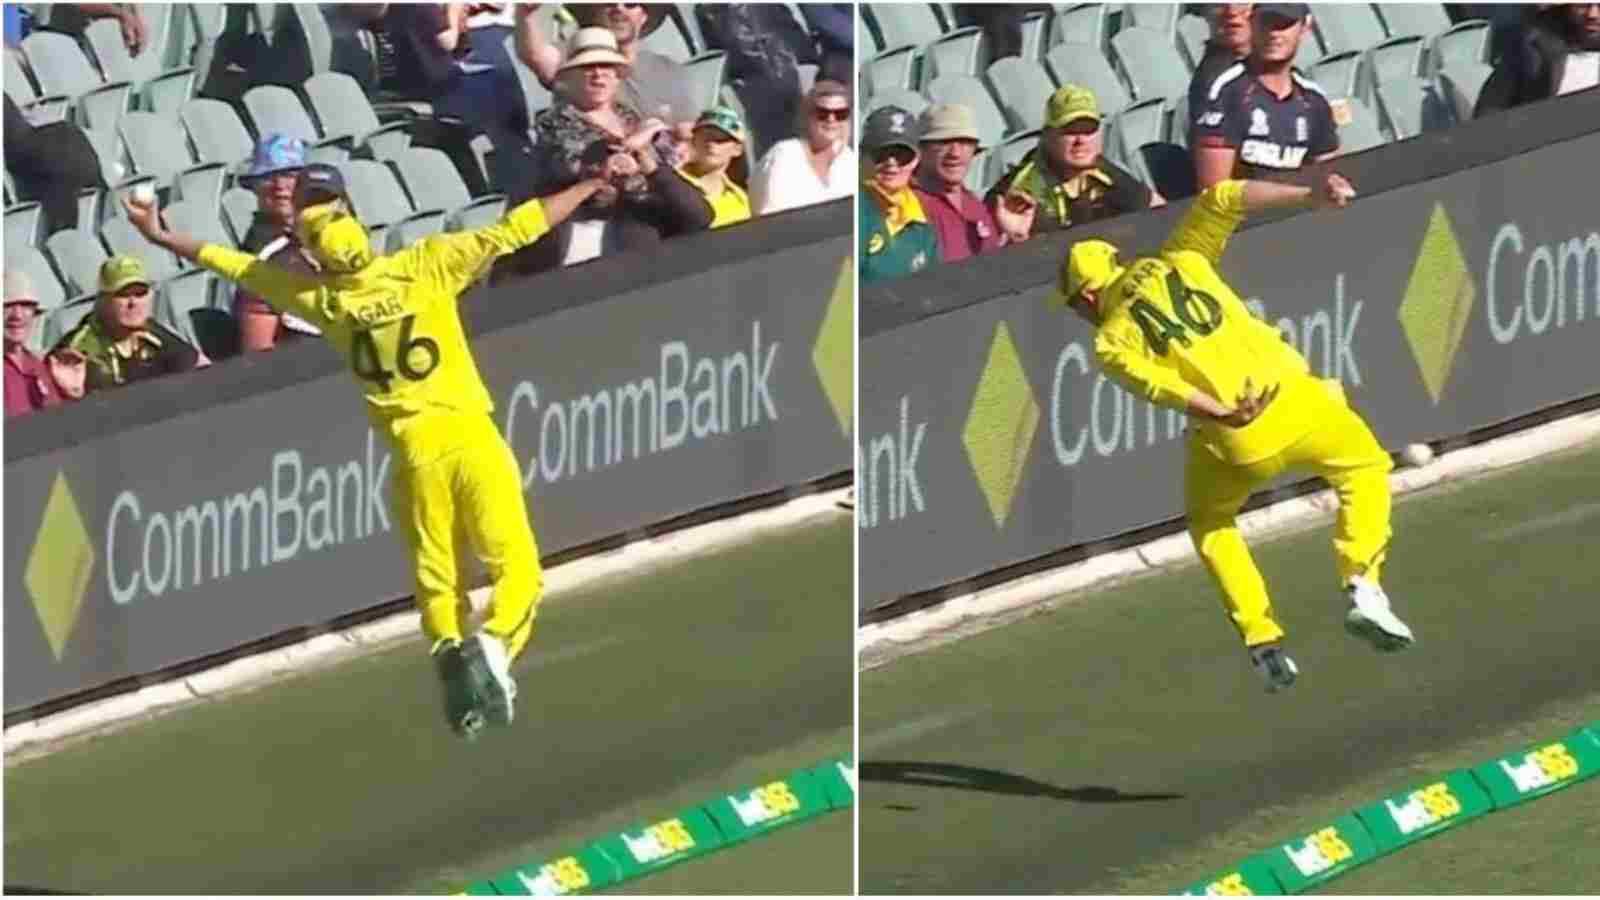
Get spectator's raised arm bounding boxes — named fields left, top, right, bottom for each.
left=513, top=2, right=562, bottom=87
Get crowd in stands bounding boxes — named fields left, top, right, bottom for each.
left=4, top=2, right=855, bottom=418
left=858, top=2, right=1600, bottom=284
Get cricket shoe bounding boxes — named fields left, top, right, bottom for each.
left=1249, top=643, right=1299, bottom=693
left=1344, top=578, right=1415, bottom=652
left=464, top=631, right=518, bottom=727
left=431, top=638, right=486, bottom=741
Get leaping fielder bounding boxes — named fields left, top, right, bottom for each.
left=1046, top=175, right=1415, bottom=692
left=125, top=158, right=634, bottom=738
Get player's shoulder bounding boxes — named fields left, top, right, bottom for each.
left=1291, top=70, right=1335, bottom=109
left=1205, top=61, right=1250, bottom=104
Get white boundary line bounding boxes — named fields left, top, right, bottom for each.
left=4, top=487, right=854, bottom=765
left=860, top=410, right=1600, bottom=672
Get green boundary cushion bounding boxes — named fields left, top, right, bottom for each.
left=1179, top=854, right=1285, bottom=895
left=1470, top=731, right=1600, bottom=809
left=1262, top=813, right=1379, bottom=894
left=702, top=769, right=831, bottom=845
left=810, top=756, right=857, bottom=809
left=591, top=806, right=725, bottom=881
left=1355, top=769, right=1493, bottom=854
left=487, top=845, right=623, bottom=896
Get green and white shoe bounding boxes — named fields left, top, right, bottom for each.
left=432, top=638, right=487, bottom=741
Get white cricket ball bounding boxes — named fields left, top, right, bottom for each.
left=131, top=184, right=156, bottom=207
left=1402, top=443, right=1434, bottom=467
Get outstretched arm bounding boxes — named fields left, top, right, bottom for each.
left=122, top=196, right=328, bottom=324
left=1161, top=174, right=1355, bottom=266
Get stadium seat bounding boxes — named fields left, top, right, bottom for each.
left=1337, top=96, right=1388, bottom=152
left=83, top=15, right=196, bottom=117
left=502, top=33, right=554, bottom=128
left=220, top=187, right=259, bottom=246
left=118, top=112, right=229, bottom=206
left=1109, top=27, right=1191, bottom=104
left=987, top=129, right=1038, bottom=188
left=683, top=52, right=728, bottom=110
left=986, top=58, right=1058, bottom=134
left=965, top=148, right=990, bottom=194
left=241, top=85, right=353, bottom=164
left=864, top=45, right=918, bottom=96
left=1374, top=76, right=1450, bottom=140
left=158, top=269, right=232, bottom=358
left=273, top=4, right=337, bottom=82
left=868, top=3, right=947, bottom=53
left=1308, top=50, right=1366, bottom=102
left=857, top=9, right=880, bottom=56
left=179, top=99, right=255, bottom=176
left=162, top=199, right=234, bottom=256
left=1124, top=3, right=1181, bottom=36
left=1295, top=28, right=1323, bottom=70
left=101, top=216, right=182, bottom=283
left=1310, top=3, right=1388, bottom=57
left=43, top=229, right=111, bottom=296
left=1109, top=98, right=1169, bottom=185
left=1019, top=10, right=1050, bottom=62
left=1374, top=3, right=1453, bottom=40
left=82, top=127, right=159, bottom=225
left=923, top=27, right=988, bottom=84
left=337, top=160, right=447, bottom=254
left=1050, top=4, right=1110, bottom=52
left=1438, top=62, right=1494, bottom=122
left=675, top=3, right=709, bottom=55
left=923, top=75, right=1008, bottom=145
left=6, top=203, right=43, bottom=251
left=19, top=31, right=135, bottom=130
left=182, top=2, right=230, bottom=91
left=4, top=46, right=72, bottom=124
left=1428, top=20, right=1491, bottom=79
left=1045, top=42, right=1133, bottom=114
left=862, top=87, right=929, bottom=122
left=1369, top=35, right=1426, bottom=83
left=40, top=298, right=96, bottom=352
left=386, top=148, right=507, bottom=232
left=302, top=72, right=414, bottom=161
left=641, top=11, right=695, bottom=63
left=1177, top=14, right=1211, bottom=72
left=6, top=248, right=69, bottom=310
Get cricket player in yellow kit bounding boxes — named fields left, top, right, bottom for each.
left=1051, top=176, right=1415, bottom=692
left=124, top=161, right=628, bottom=737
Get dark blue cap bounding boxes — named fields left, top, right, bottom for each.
left=293, top=163, right=348, bottom=208
left=1254, top=3, right=1310, bottom=21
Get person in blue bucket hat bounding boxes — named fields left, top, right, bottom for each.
left=233, top=134, right=323, bottom=352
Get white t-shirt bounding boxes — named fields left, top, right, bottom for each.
left=750, top=138, right=857, bottom=216
left=1557, top=50, right=1600, bottom=96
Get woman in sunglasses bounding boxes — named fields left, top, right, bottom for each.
left=751, top=80, right=856, bottom=216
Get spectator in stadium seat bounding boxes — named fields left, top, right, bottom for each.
left=3, top=95, right=105, bottom=236
left=388, top=4, right=529, bottom=190
left=858, top=106, right=939, bottom=285
left=516, top=3, right=700, bottom=160
left=1476, top=3, right=1600, bottom=115
left=751, top=80, right=855, bottom=215
left=3, top=271, right=71, bottom=418
left=912, top=104, right=1003, bottom=264
left=696, top=4, right=818, bottom=157
left=954, top=4, right=1053, bottom=62
left=1187, top=4, right=1255, bottom=122
left=1192, top=3, right=1339, bottom=189
left=233, top=135, right=323, bottom=354
left=987, top=85, right=1162, bottom=243
left=676, top=106, right=752, bottom=228
left=800, top=3, right=854, bottom=87
left=323, top=3, right=393, bottom=91
left=51, top=256, right=200, bottom=397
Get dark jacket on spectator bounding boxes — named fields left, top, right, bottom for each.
left=4, top=95, right=104, bottom=235
left=52, top=315, right=198, bottom=393
left=696, top=4, right=818, bottom=155
left=800, top=3, right=854, bottom=86
left=987, top=150, right=1152, bottom=236
left=953, top=4, right=1051, bottom=62
left=1476, top=7, right=1600, bottom=115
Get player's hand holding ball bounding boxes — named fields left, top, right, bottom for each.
left=1320, top=173, right=1356, bottom=209
left=123, top=185, right=162, bottom=240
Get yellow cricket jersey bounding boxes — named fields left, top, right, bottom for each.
left=1092, top=180, right=1332, bottom=464
left=196, top=197, right=553, bottom=464
left=677, top=167, right=751, bottom=228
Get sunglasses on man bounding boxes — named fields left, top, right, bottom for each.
left=813, top=106, right=850, bottom=122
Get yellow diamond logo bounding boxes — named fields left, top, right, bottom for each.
left=25, top=472, right=96, bottom=660
left=813, top=255, right=854, bottom=437
left=963, top=322, right=1040, bottom=528
left=1398, top=204, right=1475, bottom=405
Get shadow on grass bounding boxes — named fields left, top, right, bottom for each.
left=863, top=761, right=1184, bottom=803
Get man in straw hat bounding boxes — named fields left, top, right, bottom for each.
left=121, top=153, right=638, bottom=741
left=912, top=103, right=1004, bottom=263
left=1051, top=174, right=1414, bottom=693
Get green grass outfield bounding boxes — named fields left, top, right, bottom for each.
left=860, top=437, right=1600, bottom=895
left=5, top=514, right=854, bottom=895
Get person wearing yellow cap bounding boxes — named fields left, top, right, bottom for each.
left=1054, top=174, right=1414, bottom=693
left=50, top=255, right=201, bottom=397
left=121, top=159, right=633, bottom=741
left=989, top=84, right=1163, bottom=243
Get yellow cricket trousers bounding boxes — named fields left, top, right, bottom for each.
left=1184, top=397, right=1394, bottom=649
left=390, top=413, right=543, bottom=660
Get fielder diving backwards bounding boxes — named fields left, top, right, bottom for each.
left=124, top=160, right=630, bottom=737
left=1049, top=175, right=1415, bottom=691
